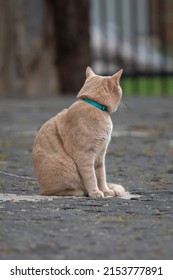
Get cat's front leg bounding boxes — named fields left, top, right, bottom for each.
left=95, top=156, right=115, bottom=197
left=75, top=153, right=104, bottom=198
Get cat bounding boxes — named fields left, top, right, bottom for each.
left=32, top=66, right=127, bottom=198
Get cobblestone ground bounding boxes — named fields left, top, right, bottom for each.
left=0, top=96, right=173, bottom=259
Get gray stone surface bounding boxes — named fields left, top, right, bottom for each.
left=0, top=96, right=173, bottom=259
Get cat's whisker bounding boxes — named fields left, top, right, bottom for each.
left=119, top=101, right=127, bottom=110
left=118, top=102, right=127, bottom=116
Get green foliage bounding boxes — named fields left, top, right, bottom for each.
left=121, top=76, right=173, bottom=96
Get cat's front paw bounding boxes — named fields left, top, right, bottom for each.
left=108, top=183, right=126, bottom=197
left=104, top=189, right=115, bottom=197
left=89, top=190, right=104, bottom=198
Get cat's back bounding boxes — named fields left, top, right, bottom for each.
left=33, top=109, right=67, bottom=154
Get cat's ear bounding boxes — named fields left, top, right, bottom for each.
left=112, top=69, right=123, bottom=83
left=86, top=66, right=95, bottom=78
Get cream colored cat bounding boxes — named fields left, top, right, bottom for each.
left=32, top=67, right=127, bottom=198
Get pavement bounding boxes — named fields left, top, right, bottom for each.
left=0, top=96, right=173, bottom=260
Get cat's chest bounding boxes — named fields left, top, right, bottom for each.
left=99, top=117, right=112, bottom=137
left=92, top=117, right=112, bottom=149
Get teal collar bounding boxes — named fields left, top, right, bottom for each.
left=82, top=98, right=108, bottom=111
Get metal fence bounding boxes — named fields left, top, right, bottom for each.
left=90, top=0, right=173, bottom=95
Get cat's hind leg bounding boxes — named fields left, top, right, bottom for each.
left=41, top=189, right=86, bottom=197
left=56, top=189, right=86, bottom=196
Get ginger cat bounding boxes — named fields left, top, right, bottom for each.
left=32, top=67, right=126, bottom=198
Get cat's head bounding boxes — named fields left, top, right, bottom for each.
left=77, top=67, right=123, bottom=113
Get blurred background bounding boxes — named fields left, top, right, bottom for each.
left=0, top=0, right=173, bottom=97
